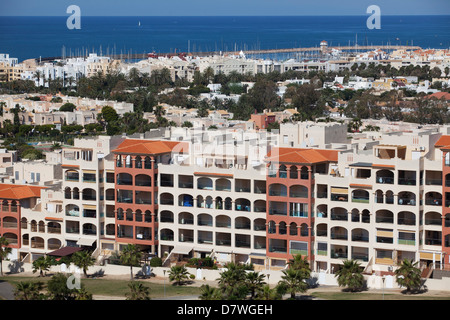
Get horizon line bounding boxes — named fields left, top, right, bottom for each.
left=1, top=14, right=450, bottom=17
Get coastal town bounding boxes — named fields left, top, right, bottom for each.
left=1, top=40, right=450, bottom=301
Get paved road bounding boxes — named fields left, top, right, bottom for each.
left=0, top=281, right=15, bottom=300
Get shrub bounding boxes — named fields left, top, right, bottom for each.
left=149, top=257, right=162, bottom=267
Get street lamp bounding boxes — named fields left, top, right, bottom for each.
left=382, top=275, right=386, bottom=301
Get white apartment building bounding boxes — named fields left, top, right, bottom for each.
left=313, top=128, right=445, bottom=273
left=60, top=136, right=124, bottom=255
left=157, top=129, right=275, bottom=268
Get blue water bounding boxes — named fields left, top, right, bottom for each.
left=0, top=15, right=449, bottom=61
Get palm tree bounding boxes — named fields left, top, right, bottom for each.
left=126, top=281, right=151, bottom=300
left=74, top=287, right=93, bottom=300
left=255, top=284, right=282, bottom=300
left=277, top=268, right=308, bottom=299
left=168, top=265, right=190, bottom=286
left=32, top=256, right=51, bottom=277
left=154, top=104, right=165, bottom=118
left=71, top=251, right=95, bottom=278
left=245, top=271, right=266, bottom=299
left=199, top=284, right=220, bottom=300
left=14, top=281, right=45, bottom=300
left=394, top=259, right=422, bottom=294
left=287, top=254, right=310, bottom=272
left=334, top=259, right=365, bottom=292
left=0, top=236, right=12, bottom=276
left=216, top=262, right=248, bottom=299
left=34, top=70, right=42, bottom=87
left=120, top=244, right=142, bottom=281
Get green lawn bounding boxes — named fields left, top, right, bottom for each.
left=0, top=276, right=204, bottom=299
left=310, top=291, right=450, bottom=300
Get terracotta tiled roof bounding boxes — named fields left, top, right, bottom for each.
left=265, top=147, right=338, bottom=164
left=112, top=139, right=188, bottom=155
left=0, top=184, right=45, bottom=200
left=426, top=92, right=450, bottom=101
left=435, top=135, right=450, bottom=148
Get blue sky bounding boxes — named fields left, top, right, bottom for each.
left=1, top=0, right=450, bottom=16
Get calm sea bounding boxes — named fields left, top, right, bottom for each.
left=0, top=15, right=449, bottom=61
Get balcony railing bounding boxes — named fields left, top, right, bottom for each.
left=425, top=199, right=442, bottom=206
left=398, top=178, right=416, bottom=186
left=352, top=197, right=369, bottom=204
left=330, top=250, right=348, bottom=259
left=426, top=179, right=442, bottom=186
left=398, top=198, right=416, bottom=205
left=269, top=209, right=287, bottom=216
left=331, top=214, right=348, bottom=221
left=290, top=210, right=308, bottom=218
left=376, top=176, right=394, bottom=184
left=398, top=239, right=415, bottom=245
left=352, top=254, right=369, bottom=262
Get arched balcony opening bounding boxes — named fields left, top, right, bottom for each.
left=376, top=210, right=394, bottom=224
left=235, top=198, right=251, bottom=212
left=300, top=223, right=309, bottom=237
left=197, top=177, right=213, bottom=190
left=160, top=210, right=174, bottom=223
left=135, top=174, right=151, bottom=187
left=352, top=189, right=369, bottom=204
left=64, top=187, right=72, bottom=199
left=179, top=212, right=194, bottom=225
left=254, top=200, right=266, bottom=213
left=159, top=193, right=174, bottom=205
left=279, top=222, right=287, bottom=235
left=135, top=209, right=143, bottom=222
left=82, top=223, right=97, bottom=236
left=398, top=211, right=416, bottom=226
left=351, top=228, right=369, bottom=242
left=268, top=221, right=276, bottom=234
left=398, top=191, right=416, bottom=206
left=216, top=215, right=231, bottom=228
left=216, top=178, right=231, bottom=192
left=65, top=170, right=79, bottom=182
left=425, top=211, right=442, bottom=226
left=3, top=216, right=17, bottom=229
left=116, top=173, right=132, bottom=186
left=235, top=217, right=251, bottom=230
left=300, top=166, right=309, bottom=180
left=160, top=228, right=174, bottom=241
left=198, top=213, right=213, bottom=227
left=269, top=183, right=287, bottom=197
left=82, top=188, right=96, bottom=201
left=30, top=236, right=44, bottom=249
left=48, top=238, right=62, bottom=250
left=289, top=185, right=308, bottom=198
left=289, top=165, right=298, bottom=179
left=135, top=156, right=142, bottom=169
left=279, top=165, right=288, bottom=178
left=72, top=187, right=80, bottom=200
left=316, top=223, right=327, bottom=237
left=331, top=226, right=348, bottom=240
left=254, top=218, right=266, bottom=231
left=47, top=222, right=61, bottom=234
left=425, top=192, right=442, bottom=206
left=289, top=222, right=298, bottom=236
left=376, top=169, right=394, bottom=184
